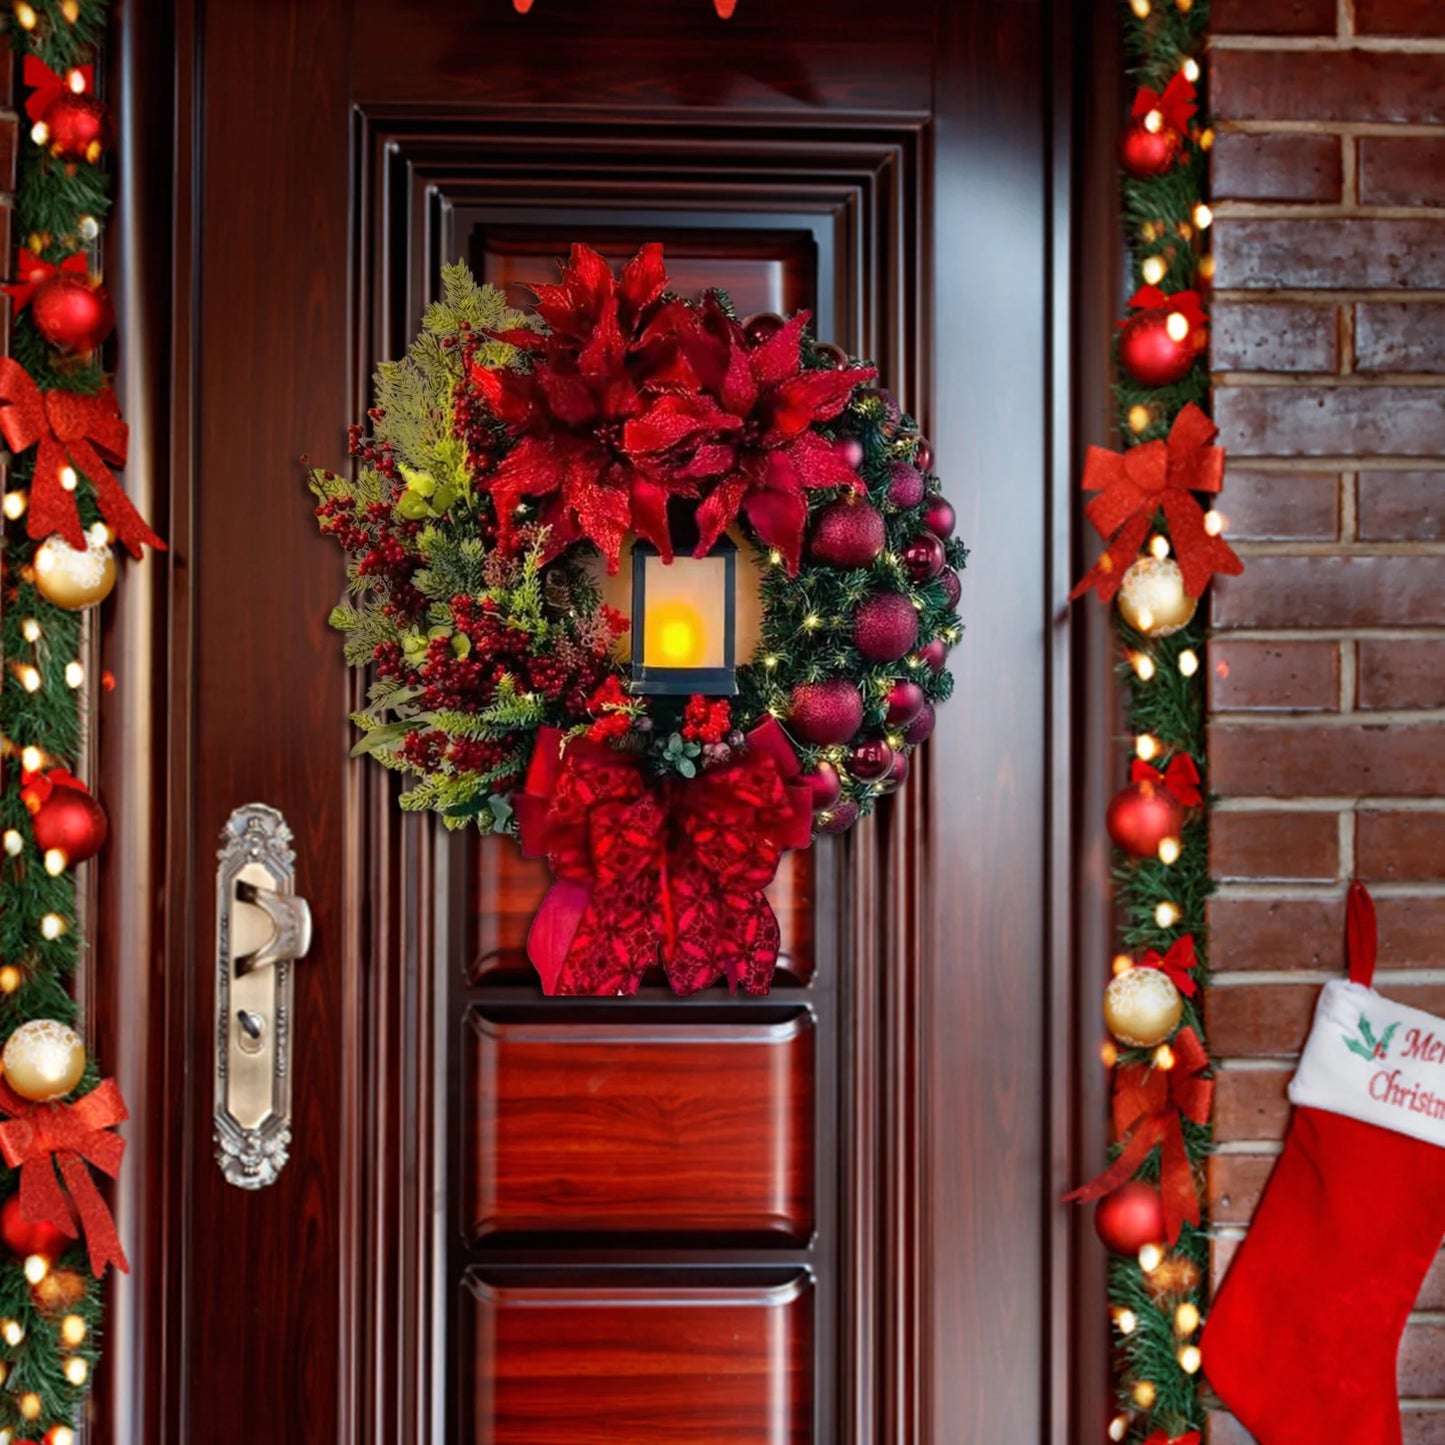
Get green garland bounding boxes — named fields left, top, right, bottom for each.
left=1102, top=2, right=1215, bottom=1441
left=0, top=1, right=128, bottom=1437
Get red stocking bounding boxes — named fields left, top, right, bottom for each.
left=1202, top=884, right=1445, bottom=1444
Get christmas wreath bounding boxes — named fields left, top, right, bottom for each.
left=311, top=245, right=965, bottom=996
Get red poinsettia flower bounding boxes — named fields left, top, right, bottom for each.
left=679, top=299, right=876, bottom=572
left=470, top=244, right=738, bottom=571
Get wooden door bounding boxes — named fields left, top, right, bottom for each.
left=90, top=2, right=1104, bottom=1442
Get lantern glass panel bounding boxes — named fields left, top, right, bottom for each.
left=631, top=544, right=737, bottom=696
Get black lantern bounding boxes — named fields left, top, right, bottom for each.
left=629, top=537, right=738, bottom=696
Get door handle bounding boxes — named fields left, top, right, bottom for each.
left=214, top=804, right=311, bottom=1190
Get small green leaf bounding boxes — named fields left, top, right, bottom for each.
left=349, top=721, right=411, bottom=758
left=677, top=758, right=697, bottom=779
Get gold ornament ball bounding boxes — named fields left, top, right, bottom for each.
left=2, top=1020, right=86, bottom=1102
left=1117, top=555, right=1196, bottom=638
left=1103, top=967, right=1183, bottom=1049
left=33, top=526, right=116, bottom=611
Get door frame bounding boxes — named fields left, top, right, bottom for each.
left=92, top=2, right=1120, bottom=1441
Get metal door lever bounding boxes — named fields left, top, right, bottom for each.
left=233, top=879, right=312, bottom=976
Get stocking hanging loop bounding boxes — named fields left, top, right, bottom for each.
left=1346, top=881, right=1378, bottom=987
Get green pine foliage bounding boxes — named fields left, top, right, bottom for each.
left=0, top=1, right=121, bottom=1437
left=1102, top=2, right=1215, bottom=1440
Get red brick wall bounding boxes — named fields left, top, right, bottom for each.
left=1206, top=2, right=1445, bottom=1439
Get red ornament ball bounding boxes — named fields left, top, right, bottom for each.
left=848, top=737, right=894, bottom=782
left=1094, top=1181, right=1167, bottom=1255
left=813, top=342, right=849, bottom=370
left=789, top=679, right=864, bottom=746
left=1, top=1194, right=72, bottom=1261
left=31, top=273, right=114, bottom=355
left=876, top=748, right=910, bottom=793
left=916, top=636, right=948, bottom=672
left=854, top=593, right=920, bottom=663
left=884, top=679, right=926, bottom=727
left=886, top=461, right=925, bottom=509
left=1119, top=119, right=1183, bottom=179
left=1106, top=780, right=1184, bottom=858
left=1119, top=307, right=1198, bottom=387
left=902, top=701, right=935, bottom=746
left=30, top=782, right=108, bottom=867
left=902, top=533, right=946, bottom=582
left=805, top=760, right=842, bottom=811
left=914, top=437, right=934, bottom=472
left=744, top=312, right=786, bottom=345
left=817, top=800, right=859, bottom=834
left=922, top=495, right=956, bottom=540
left=809, top=499, right=885, bottom=568
left=940, top=568, right=962, bottom=610
left=42, top=91, right=109, bottom=164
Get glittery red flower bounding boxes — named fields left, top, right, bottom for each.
left=682, top=695, right=731, bottom=745
left=469, top=245, right=738, bottom=571
left=680, top=298, right=876, bottom=572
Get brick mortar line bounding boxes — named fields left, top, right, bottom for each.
left=1214, top=1140, right=1285, bottom=1156
left=1214, top=290, right=1445, bottom=304
left=1209, top=35, right=1445, bottom=52
left=1213, top=625, right=1445, bottom=637
left=1214, top=374, right=1445, bottom=388
left=1214, top=881, right=1445, bottom=900
left=1214, top=797, right=1445, bottom=811
left=1229, top=454, right=1445, bottom=464
left=1218, top=457, right=1443, bottom=473
left=1230, top=540, right=1445, bottom=555
left=1214, top=1058, right=1294, bottom=1071
left=1343, top=468, right=1359, bottom=541
left=1215, top=204, right=1445, bottom=220
left=1210, top=708, right=1445, bottom=725
left=1212, top=966, right=1445, bottom=982
left=1219, top=120, right=1445, bottom=138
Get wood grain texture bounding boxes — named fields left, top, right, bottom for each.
left=462, top=1272, right=814, bottom=1443
left=465, top=1010, right=815, bottom=1240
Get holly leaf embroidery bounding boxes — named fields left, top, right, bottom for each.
left=1344, top=1037, right=1377, bottom=1061
left=1381, top=1021, right=1401, bottom=1055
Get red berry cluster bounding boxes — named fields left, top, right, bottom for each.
left=584, top=676, right=637, bottom=743
left=682, top=695, right=731, bottom=745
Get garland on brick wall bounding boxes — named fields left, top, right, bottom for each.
left=0, top=1, right=160, bottom=1439
left=1063, top=3, right=1243, bottom=1442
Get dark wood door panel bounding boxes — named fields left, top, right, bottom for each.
left=461, top=1271, right=814, bottom=1444
left=464, top=1008, right=815, bottom=1242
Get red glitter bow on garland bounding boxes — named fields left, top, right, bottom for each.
left=1071, top=402, right=1239, bottom=603
left=1131, top=752, right=1202, bottom=808
left=1133, top=72, right=1197, bottom=135
left=514, top=718, right=814, bottom=996
left=21, top=55, right=93, bottom=120
left=0, top=356, right=165, bottom=556
left=1063, top=1026, right=1213, bottom=1244
left=20, top=766, right=88, bottom=810
left=1139, top=935, right=1200, bottom=998
left=0, top=1075, right=129, bottom=1277
left=1122, top=284, right=1209, bottom=341
left=1, top=247, right=88, bottom=312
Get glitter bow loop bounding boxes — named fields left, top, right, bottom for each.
left=0, top=356, right=165, bottom=556
left=1063, top=1026, right=1213, bottom=1244
left=1140, top=934, right=1200, bottom=999
left=1131, top=752, right=1202, bottom=808
left=515, top=720, right=814, bottom=996
left=21, top=54, right=94, bottom=121
left=0, top=1075, right=129, bottom=1277
left=1, top=247, right=89, bottom=313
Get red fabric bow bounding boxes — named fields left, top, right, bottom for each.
left=1122, top=285, right=1209, bottom=339
left=1131, top=752, right=1202, bottom=808
left=22, top=55, right=93, bottom=121
left=1132, top=73, right=1197, bottom=135
left=1139, top=935, right=1200, bottom=998
left=0, top=356, right=165, bottom=556
left=1071, top=403, right=1239, bottom=602
left=1, top=247, right=89, bottom=313
left=0, top=1075, right=129, bottom=1277
left=1063, top=1026, right=1213, bottom=1244
left=514, top=718, right=814, bottom=996
left=20, top=766, right=88, bottom=812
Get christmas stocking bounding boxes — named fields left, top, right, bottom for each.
left=1202, top=884, right=1445, bottom=1444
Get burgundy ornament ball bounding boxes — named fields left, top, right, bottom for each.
left=902, top=701, right=935, bottom=746
left=812, top=342, right=849, bottom=370
left=31, top=273, right=113, bottom=356
left=833, top=435, right=865, bottom=471
left=1106, top=780, right=1184, bottom=859
left=789, top=679, right=865, bottom=746
left=940, top=568, right=962, bottom=610
left=916, top=637, right=948, bottom=673
left=0, top=1195, right=71, bottom=1262
left=914, top=437, right=934, bottom=472
left=743, top=312, right=786, bottom=345
left=1119, top=308, right=1197, bottom=387
left=858, top=386, right=900, bottom=427
left=805, top=761, right=842, bottom=811
left=902, top=533, right=946, bottom=582
left=1094, top=1182, right=1168, bottom=1255
left=854, top=593, right=919, bottom=664
left=876, top=748, right=910, bottom=793
left=42, top=92, right=109, bottom=164
left=922, top=495, right=956, bottom=540
left=30, top=782, right=107, bottom=867
left=848, top=737, right=894, bottom=783
left=884, top=679, right=926, bottom=727
left=817, top=800, right=859, bottom=834
left=809, top=499, right=885, bottom=568
left=1120, top=120, right=1183, bottom=180
left=885, top=461, right=925, bottom=509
